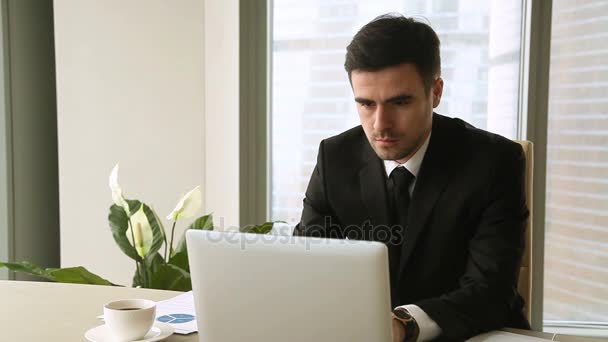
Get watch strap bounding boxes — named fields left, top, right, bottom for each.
left=393, top=307, right=420, bottom=342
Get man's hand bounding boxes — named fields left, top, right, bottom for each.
left=391, top=314, right=406, bottom=342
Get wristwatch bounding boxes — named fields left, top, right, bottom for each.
left=392, top=307, right=420, bottom=342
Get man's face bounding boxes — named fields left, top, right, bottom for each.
left=351, top=63, right=443, bottom=163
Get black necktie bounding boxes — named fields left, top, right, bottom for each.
left=387, top=166, right=414, bottom=306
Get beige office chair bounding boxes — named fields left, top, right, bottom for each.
left=515, top=140, right=533, bottom=321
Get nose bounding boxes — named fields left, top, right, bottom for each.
left=373, top=105, right=392, bottom=131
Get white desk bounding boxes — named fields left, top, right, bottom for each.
left=0, top=280, right=604, bottom=341
left=0, top=280, right=196, bottom=341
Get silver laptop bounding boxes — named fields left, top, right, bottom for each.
left=186, top=230, right=392, bottom=342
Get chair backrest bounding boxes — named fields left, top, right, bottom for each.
left=515, top=140, right=533, bottom=321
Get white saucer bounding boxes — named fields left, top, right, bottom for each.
left=85, top=322, right=174, bottom=342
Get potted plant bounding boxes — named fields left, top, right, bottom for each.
left=1, top=165, right=276, bottom=290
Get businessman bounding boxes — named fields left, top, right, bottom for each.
left=294, top=14, right=530, bottom=341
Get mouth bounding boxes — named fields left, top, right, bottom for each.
left=374, top=138, right=398, bottom=147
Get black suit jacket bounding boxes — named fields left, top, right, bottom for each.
left=294, top=113, right=530, bottom=340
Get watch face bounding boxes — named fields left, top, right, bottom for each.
left=393, top=308, right=413, bottom=320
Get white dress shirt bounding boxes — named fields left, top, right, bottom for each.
left=383, top=133, right=442, bottom=341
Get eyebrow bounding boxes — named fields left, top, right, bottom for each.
left=354, top=94, right=414, bottom=104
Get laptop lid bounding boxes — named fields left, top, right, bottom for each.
left=186, top=230, right=392, bottom=342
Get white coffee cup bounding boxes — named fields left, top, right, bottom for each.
left=103, top=299, right=156, bottom=341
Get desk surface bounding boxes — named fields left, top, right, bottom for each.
left=1, top=280, right=605, bottom=342
left=0, top=280, right=197, bottom=341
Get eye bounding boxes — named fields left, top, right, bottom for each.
left=358, top=101, right=374, bottom=108
left=393, top=99, right=411, bottom=106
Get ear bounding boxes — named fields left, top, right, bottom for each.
left=432, top=77, right=444, bottom=108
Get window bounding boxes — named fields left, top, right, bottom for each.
left=270, top=0, right=524, bottom=225
left=543, top=0, right=608, bottom=333
left=266, top=0, right=608, bottom=335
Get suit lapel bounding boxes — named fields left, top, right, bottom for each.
left=358, top=140, right=392, bottom=231
left=397, top=114, right=458, bottom=283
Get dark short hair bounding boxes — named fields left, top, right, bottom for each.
left=344, top=13, right=441, bottom=91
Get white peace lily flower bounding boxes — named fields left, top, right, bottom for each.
left=109, top=164, right=131, bottom=216
left=133, top=222, right=144, bottom=255
left=126, top=205, right=153, bottom=257
left=166, top=185, right=202, bottom=221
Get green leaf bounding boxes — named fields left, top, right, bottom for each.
left=49, top=267, right=114, bottom=286
left=144, top=252, right=165, bottom=273
left=132, top=269, right=143, bottom=288
left=240, top=221, right=274, bottom=234
left=125, top=199, right=142, bottom=217
left=108, top=204, right=142, bottom=262
left=0, top=261, right=116, bottom=286
left=168, top=251, right=189, bottom=273
left=142, top=204, right=164, bottom=262
left=0, top=261, right=56, bottom=281
left=148, top=264, right=191, bottom=291
left=132, top=252, right=165, bottom=288
left=174, top=214, right=214, bottom=255
left=151, top=207, right=167, bottom=241
left=190, top=213, right=214, bottom=230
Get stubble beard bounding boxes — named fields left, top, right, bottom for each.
left=369, top=127, right=430, bottom=162
left=368, top=137, right=417, bottom=160
left=371, top=141, right=415, bottom=161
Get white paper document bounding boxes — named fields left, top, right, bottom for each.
left=155, top=291, right=198, bottom=335
left=466, top=331, right=554, bottom=342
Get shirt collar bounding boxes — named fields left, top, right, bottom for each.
left=383, top=132, right=431, bottom=178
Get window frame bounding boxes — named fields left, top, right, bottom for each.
left=0, top=0, right=14, bottom=281
left=517, top=0, right=553, bottom=332
left=239, top=0, right=270, bottom=227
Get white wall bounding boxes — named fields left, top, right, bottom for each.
left=54, top=0, right=209, bottom=285
left=204, top=0, right=240, bottom=230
